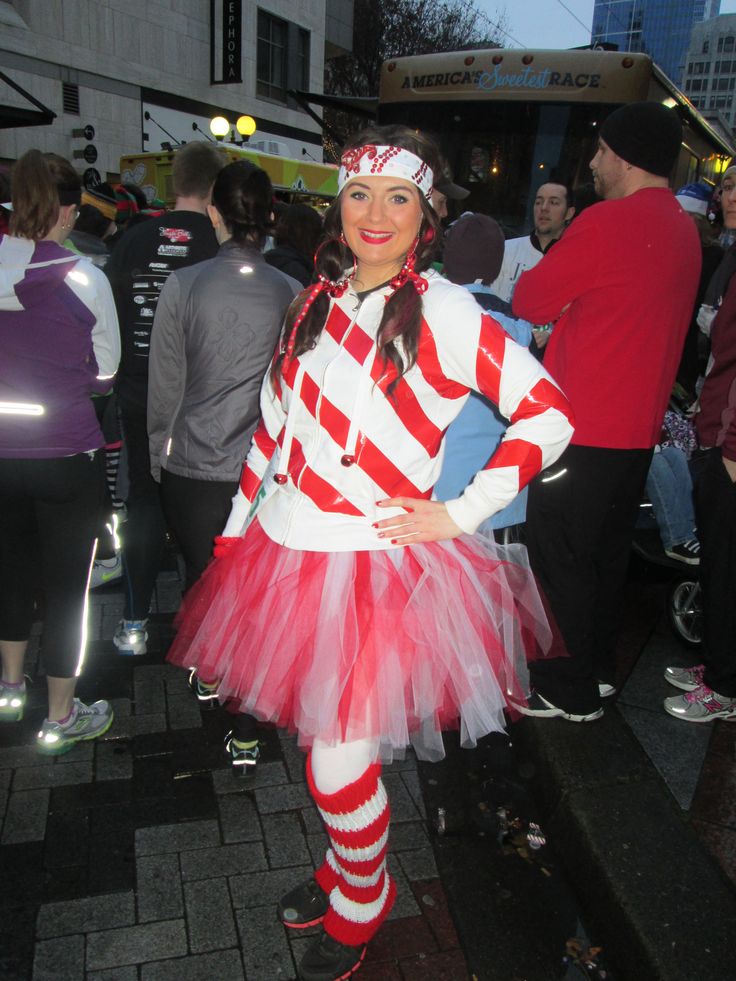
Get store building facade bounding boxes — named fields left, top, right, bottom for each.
left=0, top=0, right=353, bottom=180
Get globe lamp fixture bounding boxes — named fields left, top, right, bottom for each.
left=236, top=115, right=256, bottom=138
left=209, top=116, right=230, bottom=140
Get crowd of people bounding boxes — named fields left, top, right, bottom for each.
left=1, top=100, right=735, bottom=980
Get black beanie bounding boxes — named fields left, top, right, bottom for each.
left=599, top=101, right=682, bottom=178
left=443, top=213, right=505, bottom=285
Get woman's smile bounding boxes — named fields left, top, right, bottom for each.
left=358, top=229, right=394, bottom=245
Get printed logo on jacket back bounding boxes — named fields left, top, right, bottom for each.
left=160, top=227, right=193, bottom=243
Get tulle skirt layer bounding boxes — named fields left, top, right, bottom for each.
left=167, top=520, right=551, bottom=762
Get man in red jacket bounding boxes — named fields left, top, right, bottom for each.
left=664, top=174, right=736, bottom=722
left=512, top=101, right=701, bottom=721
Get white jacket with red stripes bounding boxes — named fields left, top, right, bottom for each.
left=222, top=269, right=574, bottom=551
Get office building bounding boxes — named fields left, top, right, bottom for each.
left=591, top=0, right=720, bottom=85
left=683, top=13, right=736, bottom=133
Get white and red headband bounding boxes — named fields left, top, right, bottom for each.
left=338, top=145, right=434, bottom=199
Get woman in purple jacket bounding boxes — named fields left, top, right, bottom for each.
left=0, top=150, right=120, bottom=753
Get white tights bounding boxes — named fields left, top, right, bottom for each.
left=310, top=737, right=379, bottom=795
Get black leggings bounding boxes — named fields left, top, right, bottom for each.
left=0, top=453, right=105, bottom=678
left=119, top=404, right=167, bottom=620
left=160, top=468, right=238, bottom=594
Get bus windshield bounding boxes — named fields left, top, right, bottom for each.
left=383, top=98, right=610, bottom=232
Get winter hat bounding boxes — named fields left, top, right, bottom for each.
left=443, top=213, right=505, bottom=285
left=112, top=184, right=140, bottom=223
left=600, top=102, right=682, bottom=177
left=141, top=197, right=167, bottom=218
left=675, top=183, right=711, bottom=217
left=81, top=186, right=117, bottom=222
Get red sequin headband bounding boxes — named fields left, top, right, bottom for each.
left=338, top=145, right=434, bottom=199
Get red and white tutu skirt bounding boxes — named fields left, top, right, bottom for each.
left=167, top=520, right=551, bottom=762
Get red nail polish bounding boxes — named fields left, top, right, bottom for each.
left=405, top=507, right=414, bottom=513
left=390, top=539, right=398, bottom=544
left=371, top=522, right=379, bottom=528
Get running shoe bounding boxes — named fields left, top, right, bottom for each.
left=278, top=878, right=330, bottom=929
left=664, top=683, right=736, bottom=723
left=664, top=664, right=704, bottom=692
left=0, top=679, right=26, bottom=722
left=90, top=552, right=123, bottom=589
left=187, top=669, right=219, bottom=708
left=224, top=730, right=260, bottom=776
left=113, top=618, right=148, bottom=656
left=37, top=698, right=114, bottom=755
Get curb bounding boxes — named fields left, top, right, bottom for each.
left=511, top=709, right=736, bottom=980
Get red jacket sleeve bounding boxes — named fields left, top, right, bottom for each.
left=512, top=209, right=601, bottom=325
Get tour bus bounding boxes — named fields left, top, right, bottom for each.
left=119, top=143, right=338, bottom=210
left=377, top=48, right=735, bottom=231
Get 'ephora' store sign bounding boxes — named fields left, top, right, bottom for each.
left=211, top=0, right=242, bottom=85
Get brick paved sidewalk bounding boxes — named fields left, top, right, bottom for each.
left=0, top=575, right=471, bottom=981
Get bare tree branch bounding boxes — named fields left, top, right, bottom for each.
left=326, top=0, right=506, bottom=98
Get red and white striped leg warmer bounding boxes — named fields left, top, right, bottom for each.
left=307, top=754, right=396, bottom=947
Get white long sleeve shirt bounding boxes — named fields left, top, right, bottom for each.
left=223, top=270, right=574, bottom=551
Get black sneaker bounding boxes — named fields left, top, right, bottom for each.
left=664, top=540, right=700, bottom=565
left=278, top=877, right=330, bottom=929
left=187, top=669, right=219, bottom=709
left=513, top=691, right=603, bottom=723
left=298, top=930, right=366, bottom=981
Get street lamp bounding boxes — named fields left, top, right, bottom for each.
left=209, top=116, right=230, bottom=141
left=236, top=115, right=256, bottom=140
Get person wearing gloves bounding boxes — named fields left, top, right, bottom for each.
left=166, top=125, right=573, bottom=981
left=0, top=150, right=120, bottom=753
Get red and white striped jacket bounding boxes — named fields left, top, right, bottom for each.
left=223, top=270, right=574, bottom=551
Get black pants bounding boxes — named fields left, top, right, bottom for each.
left=119, top=402, right=167, bottom=620
left=160, top=468, right=256, bottom=742
left=0, top=453, right=105, bottom=678
left=525, top=444, right=653, bottom=714
left=160, top=468, right=238, bottom=594
left=696, top=449, right=736, bottom=696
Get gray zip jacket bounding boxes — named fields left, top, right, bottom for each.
left=147, top=240, right=300, bottom=482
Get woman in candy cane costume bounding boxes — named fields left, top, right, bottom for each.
left=168, top=125, right=574, bottom=981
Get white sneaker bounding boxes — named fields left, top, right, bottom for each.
left=90, top=553, right=123, bottom=589
left=113, top=618, right=148, bottom=655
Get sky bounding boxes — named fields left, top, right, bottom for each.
left=476, top=0, right=736, bottom=51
